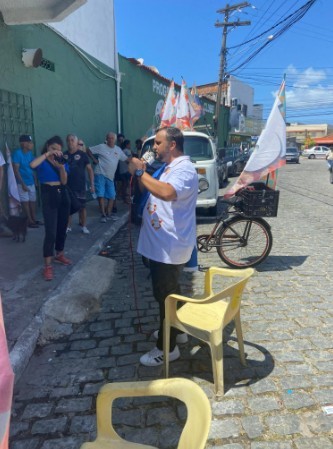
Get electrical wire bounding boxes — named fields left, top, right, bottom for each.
left=229, top=0, right=318, bottom=74
left=228, top=1, right=306, bottom=50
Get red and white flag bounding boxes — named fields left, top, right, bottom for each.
left=160, top=81, right=178, bottom=128
left=176, top=79, right=195, bottom=130
left=5, top=143, right=20, bottom=216
left=0, top=294, right=14, bottom=449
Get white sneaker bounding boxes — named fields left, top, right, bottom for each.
left=66, top=227, right=72, bottom=233
left=152, top=330, right=188, bottom=344
left=140, top=346, right=180, bottom=367
left=81, top=226, right=90, bottom=234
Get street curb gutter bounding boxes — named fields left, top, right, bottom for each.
left=9, top=211, right=130, bottom=383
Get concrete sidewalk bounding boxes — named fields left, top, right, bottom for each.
left=0, top=198, right=130, bottom=380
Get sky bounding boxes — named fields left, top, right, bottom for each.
left=114, top=0, right=333, bottom=125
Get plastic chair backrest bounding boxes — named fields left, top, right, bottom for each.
left=209, top=268, right=253, bottom=325
left=82, top=378, right=211, bottom=449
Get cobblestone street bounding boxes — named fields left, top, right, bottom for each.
left=9, top=158, right=333, bottom=449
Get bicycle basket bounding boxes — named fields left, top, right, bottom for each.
left=239, top=183, right=280, bottom=217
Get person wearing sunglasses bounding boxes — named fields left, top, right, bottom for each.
left=64, top=134, right=94, bottom=234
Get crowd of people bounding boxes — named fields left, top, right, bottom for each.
left=2, top=127, right=199, bottom=367
left=0, top=131, right=143, bottom=281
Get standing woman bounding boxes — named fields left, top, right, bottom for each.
left=30, top=136, right=71, bottom=281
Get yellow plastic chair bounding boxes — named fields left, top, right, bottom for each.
left=164, top=267, right=254, bottom=395
left=80, top=377, right=211, bottom=449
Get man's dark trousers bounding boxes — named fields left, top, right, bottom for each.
left=149, top=260, right=184, bottom=351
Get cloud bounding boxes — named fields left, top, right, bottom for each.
left=273, top=65, right=333, bottom=110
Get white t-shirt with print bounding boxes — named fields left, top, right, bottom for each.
left=137, top=155, right=198, bottom=265
left=90, top=143, right=127, bottom=180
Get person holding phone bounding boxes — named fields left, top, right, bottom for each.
left=128, top=126, right=198, bottom=367
left=30, top=135, right=71, bottom=281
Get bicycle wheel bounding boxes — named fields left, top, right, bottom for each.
left=216, top=216, right=273, bottom=268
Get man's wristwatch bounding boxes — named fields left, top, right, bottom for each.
left=135, top=169, right=144, bottom=177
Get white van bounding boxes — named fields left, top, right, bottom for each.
left=141, top=131, right=219, bottom=215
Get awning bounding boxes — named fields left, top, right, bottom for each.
left=314, top=135, right=333, bottom=145
left=0, top=0, right=86, bottom=25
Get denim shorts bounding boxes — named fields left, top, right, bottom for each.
left=94, top=174, right=116, bottom=199
left=17, top=184, right=36, bottom=202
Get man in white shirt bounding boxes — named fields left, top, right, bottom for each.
left=128, top=127, right=198, bottom=367
left=87, top=132, right=128, bottom=222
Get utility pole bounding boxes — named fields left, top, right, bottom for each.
left=213, top=2, right=251, bottom=144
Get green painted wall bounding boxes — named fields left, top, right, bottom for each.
left=0, top=23, right=118, bottom=153
left=0, top=23, right=228, bottom=153
left=119, top=55, right=229, bottom=147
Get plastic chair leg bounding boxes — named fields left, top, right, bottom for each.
left=163, top=319, right=170, bottom=378
left=234, top=312, right=246, bottom=366
left=209, top=334, right=224, bottom=395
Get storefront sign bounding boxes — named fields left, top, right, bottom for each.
left=152, top=80, right=168, bottom=97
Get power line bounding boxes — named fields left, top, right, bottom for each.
left=228, top=0, right=318, bottom=74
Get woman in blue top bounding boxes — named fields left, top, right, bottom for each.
left=30, top=136, right=71, bottom=281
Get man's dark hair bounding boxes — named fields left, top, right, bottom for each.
left=158, top=126, right=184, bottom=152
left=41, top=135, right=63, bottom=154
left=135, top=139, right=142, bottom=148
left=121, top=139, right=130, bottom=150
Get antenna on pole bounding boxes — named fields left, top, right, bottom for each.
left=213, top=2, right=251, bottom=146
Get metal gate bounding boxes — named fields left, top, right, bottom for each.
left=0, top=88, right=35, bottom=212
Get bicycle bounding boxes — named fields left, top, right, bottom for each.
left=197, top=183, right=279, bottom=269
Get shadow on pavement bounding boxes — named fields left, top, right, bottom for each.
left=256, top=255, right=308, bottom=272
left=168, top=335, right=274, bottom=396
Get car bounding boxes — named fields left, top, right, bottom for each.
left=219, top=147, right=242, bottom=177
left=302, top=146, right=330, bottom=159
left=216, top=148, right=228, bottom=187
left=233, top=147, right=254, bottom=174
left=285, top=147, right=300, bottom=163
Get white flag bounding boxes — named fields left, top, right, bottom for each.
left=225, top=79, right=286, bottom=197
left=5, top=143, right=21, bottom=215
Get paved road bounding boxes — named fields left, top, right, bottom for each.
left=9, top=158, right=333, bottom=449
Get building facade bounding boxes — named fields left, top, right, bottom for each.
left=197, top=77, right=263, bottom=141
left=0, top=22, right=118, bottom=152
left=286, top=123, right=333, bottom=148
left=119, top=57, right=229, bottom=147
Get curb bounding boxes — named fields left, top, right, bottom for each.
left=9, top=211, right=129, bottom=383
